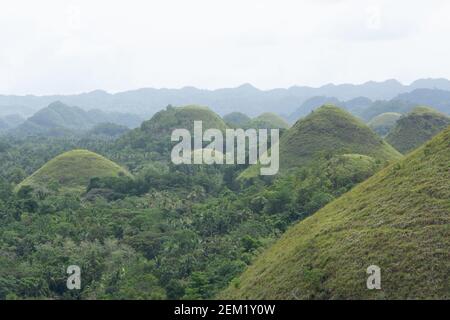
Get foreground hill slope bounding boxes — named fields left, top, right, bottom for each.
left=222, top=127, right=450, bottom=299
left=280, top=105, right=401, bottom=170
left=386, top=106, right=450, bottom=154
left=17, top=149, right=131, bottom=193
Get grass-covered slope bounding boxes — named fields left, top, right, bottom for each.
left=386, top=106, right=450, bottom=154
left=368, top=112, right=402, bottom=137
left=246, top=112, right=290, bottom=129
left=222, top=127, right=450, bottom=299
left=280, top=105, right=401, bottom=170
left=17, top=149, right=131, bottom=193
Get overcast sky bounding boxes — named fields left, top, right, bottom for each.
left=1, top=0, right=450, bottom=95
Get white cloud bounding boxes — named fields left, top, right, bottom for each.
left=0, top=0, right=449, bottom=94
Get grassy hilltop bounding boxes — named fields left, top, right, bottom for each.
left=386, top=106, right=450, bottom=154
left=116, top=105, right=228, bottom=155
left=17, top=149, right=131, bottom=193
left=279, top=105, right=401, bottom=170
left=240, top=105, right=402, bottom=180
left=245, top=112, right=290, bottom=129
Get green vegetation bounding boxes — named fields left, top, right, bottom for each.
left=357, top=99, right=416, bottom=121
left=240, top=105, right=401, bottom=180
left=223, top=112, right=251, bottom=127
left=0, top=116, right=384, bottom=299
left=221, top=127, right=450, bottom=299
left=142, top=104, right=228, bottom=134
left=86, top=122, right=130, bottom=138
left=325, top=154, right=379, bottom=187
left=223, top=111, right=289, bottom=130
left=12, top=101, right=142, bottom=136
left=386, top=106, right=450, bottom=154
left=116, top=105, right=228, bottom=160
left=0, top=114, right=25, bottom=131
left=280, top=105, right=401, bottom=169
left=17, top=149, right=131, bottom=193
left=367, top=112, right=402, bottom=137
left=0, top=100, right=447, bottom=301
left=245, top=113, right=289, bottom=129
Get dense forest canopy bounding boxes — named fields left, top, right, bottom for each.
left=0, top=99, right=448, bottom=300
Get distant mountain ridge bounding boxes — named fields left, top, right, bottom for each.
left=2, top=78, right=450, bottom=117
left=10, top=101, right=143, bottom=137
left=288, top=88, right=450, bottom=123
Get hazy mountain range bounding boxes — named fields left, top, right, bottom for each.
left=288, top=88, right=450, bottom=123
left=8, top=102, right=142, bottom=137
left=2, top=78, right=450, bottom=118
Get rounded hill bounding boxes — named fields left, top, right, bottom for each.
left=246, top=112, right=289, bottom=129
left=116, top=105, right=228, bottom=154
left=238, top=105, right=401, bottom=180
left=17, top=149, right=131, bottom=193
left=386, top=106, right=450, bottom=154
left=279, top=105, right=401, bottom=170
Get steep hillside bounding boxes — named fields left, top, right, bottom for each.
left=222, top=126, right=450, bottom=300
left=386, top=106, right=450, bottom=154
left=17, top=149, right=131, bottom=193
left=368, top=112, right=402, bottom=137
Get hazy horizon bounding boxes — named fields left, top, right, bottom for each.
left=2, top=0, right=450, bottom=95
left=0, top=78, right=448, bottom=97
